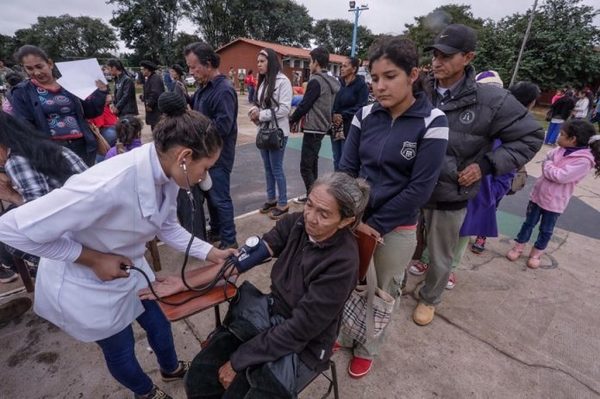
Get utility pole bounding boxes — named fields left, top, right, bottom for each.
left=348, top=2, right=369, bottom=57
left=510, top=0, right=538, bottom=87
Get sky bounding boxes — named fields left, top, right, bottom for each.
left=1, top=0, right=598, bottom=49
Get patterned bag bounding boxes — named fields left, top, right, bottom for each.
left=340, top=256, right=395, bottom=345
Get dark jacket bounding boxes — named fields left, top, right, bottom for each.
left=290, top=71, right=340, bottom=134
left=10, top=80, right=106, bottom=154
left=113, top=72, right=138, bottom=116
left=332, top=74, right=369, bottom=133
left=191, top=75, right=238, bottom=170
left=230, top=212, right=358, bottom=373
left=550, top=95, right=576, bottom=121
left=340, top=92, right=449, bottom=235
left=142, top=72, right=164, bottom=126
left=424, top=66, right=544, bottom=209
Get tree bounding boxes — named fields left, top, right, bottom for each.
left=313, top=19, right=375, bottom=57
left=171, top=32, right=202, bottom=67
left=404, top=4, right=485, bottom=60
left=475, top=0, right=600, bottom=89
left=187, top=0, right=313, bottom=49
left=9, top=15, right=117, bottom=60
left=108, top=0, right=186, bottom=65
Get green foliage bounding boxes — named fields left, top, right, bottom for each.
left=404, top=4, right=485, bottom=60
left=186, top=0, right=313, bottom=49
left=474, top=0, right=600, bottom=90
left=171, top=32, right=202, bottom=67
left=108, top=0, right=186, bottom=65
left=9, top=15, right=117, bottom=60
left=313, top=19, right=374, bottom=57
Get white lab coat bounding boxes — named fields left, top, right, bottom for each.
left=0, top=143, right=213, bottom=342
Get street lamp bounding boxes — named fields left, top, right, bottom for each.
left=348, top=2, right=369, bottom=57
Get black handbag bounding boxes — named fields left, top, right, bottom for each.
left=256, top=108, right=285, bottom=151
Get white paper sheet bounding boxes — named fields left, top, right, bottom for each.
left=56, top=59, right=107, bottom=101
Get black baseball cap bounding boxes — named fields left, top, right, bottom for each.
left=425, top=24, right=477, bottom=54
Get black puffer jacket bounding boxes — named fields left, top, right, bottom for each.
left=424, top=66, right=543, bottom=208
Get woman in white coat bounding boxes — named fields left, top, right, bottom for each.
left=248, top=48, right=293, bottom=220
left=0, top=100, right=236, bottom=399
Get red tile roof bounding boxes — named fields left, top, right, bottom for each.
left=216, top=38, right=347, bottom=64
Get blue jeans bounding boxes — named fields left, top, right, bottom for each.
left=206, top=166, right=237, bottom=245
left=260, top=137, right=288, bottom=207
left=96, top=300, right=179, bottom=396
left=515, top=201, right=561, bottom=250
left=545, top=122, right=562, bottom=144
left=248, top=86, right=255, bottom=103
left=96, top=126, right=118, bottom=163
left=330, top=137, right=344, bottom=171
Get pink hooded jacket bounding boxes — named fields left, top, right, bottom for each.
left=530, top=147, right=595, bottom=213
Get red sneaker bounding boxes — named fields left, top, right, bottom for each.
left=408, top=259, right=429, bottom=276
left=446, top=272, right=456, bottom=290
left=348, top=356, right=373, bottom=378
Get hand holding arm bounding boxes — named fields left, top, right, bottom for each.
left=458, top=163, right=483, bottom=187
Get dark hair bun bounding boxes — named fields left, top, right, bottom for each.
left=158, top=92, right=187, bottom=116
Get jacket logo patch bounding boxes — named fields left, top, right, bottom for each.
left=459, top=110, right=475, bottom=124
left=400, top=141, right=417, bottom=160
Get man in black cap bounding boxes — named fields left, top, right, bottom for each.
left=140, top=60, right=165, bottom=131
left=411, top=24, right=543, bottom=326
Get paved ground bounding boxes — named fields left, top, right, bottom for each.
left=1, top=93, right=599, bottom=398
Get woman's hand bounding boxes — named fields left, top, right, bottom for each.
left=357, top=222, right=382, bottom=244
left=248, top=107, right=260, bottom=124
left=218, top=361, right=236, bottom=389
left=333, top=113, right=343, bottom=127
left=138, top=275, right=184, bottom=300
left=76, top=248, right=131, bottom=281
left=95, top=79, right=109, bottom=93
left=206, top=247, right=238, bottom=265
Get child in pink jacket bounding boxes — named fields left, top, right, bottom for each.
left=507, top=119, right=600, bottom=268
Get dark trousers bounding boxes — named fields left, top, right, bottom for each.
left=206, top=166, right=237, bottom=246
left=299, top=133, right=324, bottom=195
left=59, top=138, right=95, bottom=166
left=177, top=185, right=207, bottom=240
left=184, top=327, right=316, bottom=399
left=516, top=201, right=561, bottom=250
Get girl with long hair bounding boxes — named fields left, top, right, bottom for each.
left=248, top=48, right=293, bottom=220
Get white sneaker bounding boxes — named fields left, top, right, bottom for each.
left=293, top=195, right=308, bottom=204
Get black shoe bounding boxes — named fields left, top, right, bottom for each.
left=0, top=297, right=32, bottom=324
left=293, top=195, right=308, bottom=204
left=218, top=241, right=239, bottom=250
left=207, top=230, right=221, bottom=244
left=134, top=385, right=173, bottom=399
left=160, top=360, right=191, bottom=382
left=260, top=201, right=277, bottom=214
left=269, top=206, right=289, bottom=220
left=0, top=265, right=18, bottom=283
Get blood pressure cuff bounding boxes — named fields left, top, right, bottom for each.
left=235, top=239, right=271, bottom=273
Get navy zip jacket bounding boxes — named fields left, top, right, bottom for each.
left=191, top=75, right=238, bottom=170
left=340, top=92, right=448, bottom=235
left=332, top=74, right=369, bottom=125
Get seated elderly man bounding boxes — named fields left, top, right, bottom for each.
left=140, top=172, right=370, bottom=398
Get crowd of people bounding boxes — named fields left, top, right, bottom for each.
left=0, top=22, right=599, bottom=399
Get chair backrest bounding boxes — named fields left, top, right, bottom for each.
left=355, top=230, right=377, bottom=281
